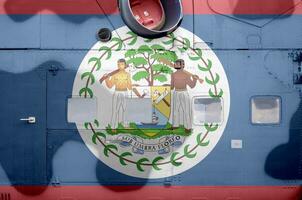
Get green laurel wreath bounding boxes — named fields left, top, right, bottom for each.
left=79, top=31, right=224, bottom=172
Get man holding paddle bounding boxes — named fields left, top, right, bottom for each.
left=171, top=59, right=203, bottom=133
left=102, top=59, right=132, bottom=131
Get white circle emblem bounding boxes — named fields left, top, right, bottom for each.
left=72, top=26, right=230, bottom=179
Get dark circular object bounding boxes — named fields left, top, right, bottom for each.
left=98, top=28, right=112, bottom=42
left=118, top=0, right=183, bottom=39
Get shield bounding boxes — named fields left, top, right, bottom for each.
left=126, top=86, right=171, bottom=127
left=116, top=86, right=172, bottom=139
left=151, top=86, right=171, bottom=120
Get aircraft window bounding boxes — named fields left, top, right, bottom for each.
left=251, top=96, right=281, bottom=125
left=193, top=97, right=223, bottom=125
left=67, top=97, right=97, bottom=123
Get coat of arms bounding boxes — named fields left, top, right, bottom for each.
left=73, top=26, right=230, bottom=179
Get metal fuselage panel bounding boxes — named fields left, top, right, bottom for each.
left=0, top=0, right=301, bottom=199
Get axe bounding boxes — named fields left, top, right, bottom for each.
left=158, top=57, right=204, bottom=84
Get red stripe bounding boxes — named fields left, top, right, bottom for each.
left=0, top=0, right=302, bottom=15
left=0, top=0, right=119, bottom=15
left=199, top=0, right=302, bottom=15
left=0, top=186, right=301, bottom=200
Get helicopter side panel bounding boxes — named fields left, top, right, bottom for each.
left=0, top=49, right=299, bottom=185
left=0, top=14, right=40, bottom=48
left=193, top=0, right=302, bottom=49
left=0, top=0, right=301, bottom=199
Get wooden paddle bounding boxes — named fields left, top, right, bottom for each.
left=99, top=65, right=131, bottom=84
left=99, top=69, right=147, bottom=99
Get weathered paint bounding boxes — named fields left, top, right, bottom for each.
left=0, top=0, right=301, bottom=199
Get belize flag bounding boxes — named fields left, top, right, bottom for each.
left=0, top=0, right=301, bottom=200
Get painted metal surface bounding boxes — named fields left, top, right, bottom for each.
left=0, top=0, right=301, bottom=199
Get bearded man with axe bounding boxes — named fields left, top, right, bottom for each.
left=171, top=59, right=203, bottom=133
